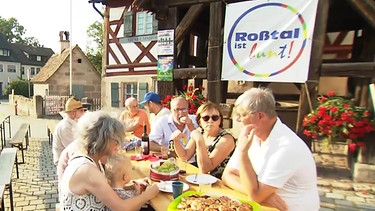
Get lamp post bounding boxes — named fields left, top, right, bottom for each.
left=69, top=0, right=73, bottom=96
left=27, top=68, right=30, bottom=98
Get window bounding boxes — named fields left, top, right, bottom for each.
left=124, top=11, right=157, bottom=37
left=36, top=56, right=41, bottom=61
left=7, top=65, right=16, bottom=73
left=0, top=49, right=10, bottom=56
left=123, top=83, right=138, bottom=101
left=0, top=64, right=3, bottom=72
left=31, top=67, right=35, bottom=75
left=36, top=68, right=40, bottom=74
left=21, top=67, right=25, bottom=75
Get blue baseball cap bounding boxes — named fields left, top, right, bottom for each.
left=140, top=92, right=161, bottom=104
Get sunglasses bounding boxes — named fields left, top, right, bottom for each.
left=201, top=115, right=220, bottom=122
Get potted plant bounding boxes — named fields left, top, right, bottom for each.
left=162, top=84, right=206, bottom=115
left=302, top=91, right=375, bottom=163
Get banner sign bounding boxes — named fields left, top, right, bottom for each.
left=158, top=29, right=174, bottom=56
left=221, top=0, right=318, bottom=83
left=157, top=56, right=174, bottom=81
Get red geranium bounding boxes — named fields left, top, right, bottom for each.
left=162, top=84, right=206, bottom=114
left=303, top=91, right=375, bottom=150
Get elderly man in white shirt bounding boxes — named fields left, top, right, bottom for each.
left=52, top=97, right=86, bottom=165
left=149, top=96, right=198, bottom=152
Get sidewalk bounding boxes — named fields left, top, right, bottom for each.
left=1, top=101, right=375, bottom=210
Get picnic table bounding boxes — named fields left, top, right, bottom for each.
left=128, top=152, right=277, bottom=211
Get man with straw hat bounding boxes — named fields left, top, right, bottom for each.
left=52, top=97, right=86, bottom=165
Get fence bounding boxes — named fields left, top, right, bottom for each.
left=44, top=96, right=101, bottom=115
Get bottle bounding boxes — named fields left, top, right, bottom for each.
left=167, top=140, right=177, bottom=159
left=141, top=122, right=149, bottom=155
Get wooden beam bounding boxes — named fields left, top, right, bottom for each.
left=321, top=62, right=375, bottom=77
left=297, top=0, right=330, bottom=148
left=345, top=0, right=375, bottom=30
left=175, top=4, right=206, bottom=45
left=173, top=67, right=207, bottom=79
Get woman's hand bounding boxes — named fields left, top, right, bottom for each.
left=190, top=129, right=204, bottom=143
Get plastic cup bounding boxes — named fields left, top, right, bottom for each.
left=172, top=181, right=184, bottom=199
left=160, top=145, right=169, bottom=159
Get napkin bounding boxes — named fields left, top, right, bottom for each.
left=130, top=154, right=159, bottom=162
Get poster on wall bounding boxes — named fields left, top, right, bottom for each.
left=157, top=56, right=174, bottom=81
left=158, top=29, right=174, bottom=56
left=221, top=0, right=319, bottom=83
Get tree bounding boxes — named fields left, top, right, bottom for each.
left=4, top=79, right=32, bottom=98
left=86, top=21, right=103, bottom=74
left=0, top=16, right=40, bottom=46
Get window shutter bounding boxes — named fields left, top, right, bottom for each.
left=138, top=82, right=148, bottom=109
left=152, top=15, right=158, bottom=34
left=111, top=82, right=119, bottom=107
left=124, top=11, right=133, bottom=37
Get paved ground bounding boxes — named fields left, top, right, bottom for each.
left=1, top=101, right=375, bottom=210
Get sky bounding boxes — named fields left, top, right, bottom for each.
left=0, top=0, right=103, bottom=53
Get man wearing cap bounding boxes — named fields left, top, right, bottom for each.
left=140, top=92, right=171, bottom=127
left=52, top=97, right=86, bottom=165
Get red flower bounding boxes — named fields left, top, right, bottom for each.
left=162, top=84, right=206, bottom=114
left=327, top=91, right=335, bottom=97
left=303, top=91, right=375, bottom=145
left=348, top=143, right=357, bottom=152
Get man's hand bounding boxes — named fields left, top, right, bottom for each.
left=170, top=130, right=185, bottom=141
left=237, top=125, right=255, bottom=153
left=262, top=193, right=288, bottom=211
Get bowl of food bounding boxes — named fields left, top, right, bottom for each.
left=150, top=160, right=180, bottom=181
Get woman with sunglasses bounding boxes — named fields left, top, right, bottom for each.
left=173, top=102, right=236, bottom=179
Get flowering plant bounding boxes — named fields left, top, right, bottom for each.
left=303, top=91, right=375, bottom=150
left=162, top=84, right=206, bottom=114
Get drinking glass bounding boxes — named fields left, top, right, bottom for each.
left=198, top=182, right=211, bottom=193
left=135, top=145, right=143, bottom=158
left=160, top=145, right=169, bottom=159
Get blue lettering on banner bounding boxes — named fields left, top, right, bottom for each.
left=235, top=28, right=300, bottom=41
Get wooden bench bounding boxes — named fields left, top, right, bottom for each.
left=0, top=184, right=5, bottom=211
left=0, top=148, right=18, bottom=211
left=8, top=123, right=30, bottom=164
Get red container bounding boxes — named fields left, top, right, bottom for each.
left=150, top=160, right=179, bottom=181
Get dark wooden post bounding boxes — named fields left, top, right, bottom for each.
left=297, top=0, right=330, bottom=148
left=207, top=1, right=224, bottom=103
left=157, top=8, right=178, bottom=100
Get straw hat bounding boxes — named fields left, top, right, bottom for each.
left=64, top=98, right=83, bottom=112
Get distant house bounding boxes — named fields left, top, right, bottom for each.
left=31, top=31, right=101, bottom=99
left=0, top=32, right=54, bottom=96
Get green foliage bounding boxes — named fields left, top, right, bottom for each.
left=86, top=21, right=103, bottom=74
left=0, top=16, right=40, bottom=46
left=4, top=79, right=33, bottom=98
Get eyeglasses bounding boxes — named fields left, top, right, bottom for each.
left=201, top=115, right=220, bottom=122
left=174, top=108, right=188, bottom=113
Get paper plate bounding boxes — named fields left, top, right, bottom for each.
left=185, top=174, right=217, bottom=185
left=167, top=191, right=261, bottom=211
left=157, top=181, right=189, bottom=193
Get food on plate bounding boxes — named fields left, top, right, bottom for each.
left=152, top=161, right=179, bottom=173
left=177, top=194, right=253, bottom=211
